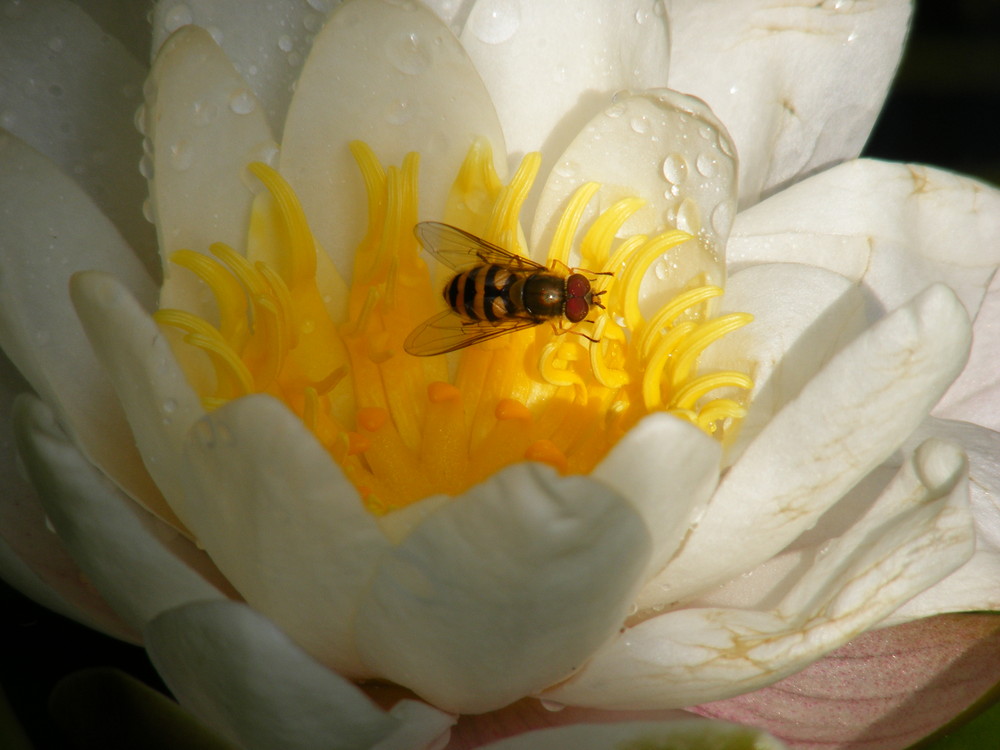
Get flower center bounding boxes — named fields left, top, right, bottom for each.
left=156, top=141, right=752, bottom=514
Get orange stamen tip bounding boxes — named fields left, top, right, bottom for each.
left=495, top=398, right=532, bottom=422
left=357, top=407, right=389, bottom=432
left=524, top=439, right=568, bottom=474
left=427, top=381, right=462, bottom=404
left=345, top=432, right=371, bottom=456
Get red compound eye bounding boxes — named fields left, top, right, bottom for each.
left=565, top=296, right=589, bottom=323
left=566, top=273, right=590, bottom=298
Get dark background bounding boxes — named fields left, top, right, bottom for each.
left=2, top=0, right=1000, bottom=747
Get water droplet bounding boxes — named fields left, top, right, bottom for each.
left=718, top=134, right=735, bottom=158
left=540, top=699, right=565, bottom=712
left=674, top=198, right=700, bottom=235
left=286, top=51, right=303, bottom=67
left=653, top=258, right=672, bottom=280
left=604, top=102, right=626, bottom=119
left=142, top=197, right=155, bottom=223
left=44, top=515, right=56, bottom=533
left=278, top=34, right=294, bottom=52
left=553, top=160, right=579, bottom=179
left=306, top=0, right=332, bottom=10
left=228, top=88, right=256, bottom=115
left=163, top=4, right=193, bottom=33
left=192, top=99, right=220, bottom=126
left=138, top=153, right=154, bottom=179
left=552, top=64, right=567, bottom=84
left=163, top=398, right=178, bottom=414
left=466, top=0, right=521, bottom=45
left=661, top=153, right=688, bottom=185
left=384, top=98, right=415, bottom=125
left=303, top=12, right=322, bottom=32
left=246, top=140, right=280, bottom=168
left=629, top=116, right=650, bottom=134
left=207, top=25, right=223, bottom=45
left=47, top=36, right=65, bottom=53
left=695, top=152, right=717, bottom=178
left=385, top=31, right=432, bottom=75
left=169, top=140, right=193, bottom=171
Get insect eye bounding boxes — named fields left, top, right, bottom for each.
left=566, top=274, right=590, bottom=298
left=565, top=297, right=589, bottom=323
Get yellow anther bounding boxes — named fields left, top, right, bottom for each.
left=496, top=398, right=532, bottom=422
left=248, top=162, right=316, bottom=284
left=357, top=407, right=389, bottom=432
left=428, top=381, right=461, bottom=404
left=579, top=196, right=646, bottom=269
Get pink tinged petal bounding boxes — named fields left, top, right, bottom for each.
left=180, top=395, right=389, bottom=678
left=547, top=438, right=973, bottom=710
left=643, top=284, right=972, bottom=606
left=69, top=271, right=204, bottom=531
left=694, top=614, right=1000, bottom=750
left=145, top=25, right=275, bottom=315
left=699, top=264, right=868, bottom=464
left=474, top=719, right=787, bottom=750
left=458, top=0, right=669, bottom=173
left=354, top=463, right=652, bottom=714
left=665, top=0, right=910, bottom=206
left=13, top=394, right=228, bottom=632
left=0, top=0, right=156, bottom=268
left=0, top=134, right=171, bottom=521
left=145, top=600, right=454, bottom=750
left=280, top=0, right=506, bottom=281
left=150, top=0, right=328, bottom=139
left=728, top=160, right=1000, bottom=319
left=530, top=91, right=736, bottom=309
left=937, top=271, right=1000, bottom=431
left=592, top=413, right=721, bottom=576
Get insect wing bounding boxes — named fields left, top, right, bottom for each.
left=415, top=222, right=545, bottom=272
left=404, top=309, right=540, bottom=356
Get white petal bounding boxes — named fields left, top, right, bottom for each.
left=280, top=0, right=506, bottom=280
left=0, top=350, right=133, bottom=638
left=13, top=394, right=227, bottom=632
left=665, top=0, right=910, bottom=205
left=728, top=160, right=1000, bottom=318
left=69, top=0, right=152, bottom=62
left=937, top=271, right=1000, bottom=431
left=0, top=134, right=172, bottom=520
left=459, top=0, right=669, bottom=174
left=69, top=271, right=204, bottom=529
left=181, top=395, right=389, bottom=677
left=355, top=463, right=651, bottom=713
left=145, top=25, right=275, bottom=315
left=150, top=0, right=331, bottom=138
left=477, top=719, right=786, bottom=750
left=0, top=0, right=156, bottom=266
left=699, top=263, right=868, bottom=462
left=530, top=91, right=736, bottom=311
left=548, top=439, right=972, bottom=709
left=145, top=600, right=452, bottom=750
left=886, top=418, right=1000, bottom=621
left=643, top=285, right=971, bottom=606
left=592, top=413, right=720, bottom=576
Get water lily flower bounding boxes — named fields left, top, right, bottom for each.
left=2, top=1, right=1000, bottom=749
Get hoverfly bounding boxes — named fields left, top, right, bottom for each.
left=404, top=222, right=607, bottom=357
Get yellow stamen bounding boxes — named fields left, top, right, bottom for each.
left=158, top=140, right=754, bottom=515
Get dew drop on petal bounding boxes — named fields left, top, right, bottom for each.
left=163, top=4, right=193, bottom=33
left=629, top=116, right=650, bottom=135
left=228, top=88, right=256, bottom=115
left=385, top=31, right=432, bottom=75
left=695, top=152, right=717, bottom=178
left=711, top=200, right=735, bottom=236
left=674, top=197, right=700, bottom=235
left=605, top=102, right=626, bottom=119
left=554, top=160, right=579, bottom=179
left=139, top=153, right=154, bottom=179
left=192, top=99, right=220, bottom=126
left=384, top=98, right=415, bottom=125
left=44, top=515, right=56, bottom=533
left=540, top=699, right=565, bottom=712
left=466, top=0, right=521, bottom=44
left=142, top=197, right=155, bottom=223
left=47, top=36, right=65, bottom=53
left=661, top=153, right=688, bottom=185
left=162, top=398, right=178, bottom=414
left=169, top=140, right=193, bottom=171
left=278, top=34, right=294, bottom=52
